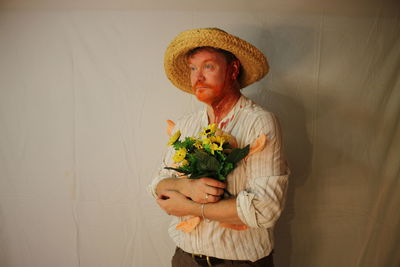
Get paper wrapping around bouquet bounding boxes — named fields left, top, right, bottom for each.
left=175, top=216, right=249, bottom=232
left=176, top=216, right=201, bottom=233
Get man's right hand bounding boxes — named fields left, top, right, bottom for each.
left=180, top=178, right=226, bottom=203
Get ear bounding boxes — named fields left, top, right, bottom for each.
left=230, top=59, right=240, bottom=80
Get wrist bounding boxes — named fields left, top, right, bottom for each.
left=200, top=203, right=211, bottom=222
left=176, top=178, right=190, bottom=196
left=191, top=202, right=202, bottom=217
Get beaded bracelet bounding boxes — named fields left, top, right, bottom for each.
left=201, top=203, right=211, bottom=223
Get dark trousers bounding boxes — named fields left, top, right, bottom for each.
left=171, top=247, right=274, bottom=267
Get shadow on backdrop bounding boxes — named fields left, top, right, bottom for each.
left=239, top=24, right=314, bottom=267
left=263, top=91, right=312, bottom=267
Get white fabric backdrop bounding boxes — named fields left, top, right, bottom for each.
left=0, top=1, right=399, bottom=266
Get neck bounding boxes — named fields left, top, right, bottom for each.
left=207, top=90, right=241, bottom=125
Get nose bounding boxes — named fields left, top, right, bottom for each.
left=197, top=67, right=206, bottom=80
left=191, top=69, right=205, bottom=86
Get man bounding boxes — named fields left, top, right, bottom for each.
left=148, top=28, right=289, bottom=267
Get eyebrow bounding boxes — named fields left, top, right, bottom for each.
left=188, top=59, right=217, bottom=65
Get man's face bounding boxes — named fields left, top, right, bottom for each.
left=188, top=49, right=232, bottom=105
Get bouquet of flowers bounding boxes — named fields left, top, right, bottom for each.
left=163, top=121, right=267, bottom=233
left=165, top=123, right=249, bottom=184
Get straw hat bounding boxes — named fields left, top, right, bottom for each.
left=164, top=28, right=269, bottom=94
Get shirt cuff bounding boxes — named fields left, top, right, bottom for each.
left=236, top=173, right=289, bottom=229
left=147, top=174, right=173, bottom=199
left=236, top=191, right=259, bottom=228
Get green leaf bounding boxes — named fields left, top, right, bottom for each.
left=217, top=173, right=226, bottom=181
left=172, top=141, right=183, bottom=150
left=182, top=137, right=196, bottom=150
left=194, top=151, right=220, bottom=172
left=180, top=164, right=192, bottom=173
left=226, top=144, right=250, bottom=164
left=203, top=143, right=212, bottom=154
left=215, top=150, right=226, bottom=161
left=221, top=162, right=234, bottom=176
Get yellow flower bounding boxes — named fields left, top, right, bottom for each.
left=202, top=137, right=211, bottom=145
left=168, top=130, right=181, bottom=146
left=194, top=140, right=203, bottom=149
left=200, top=124, right=217, bottom=136
left=181, top=159, right=189, bottom=167
left=222, top=134, right=238, bottom=148
left=204, top=136, right=225, bottom=155
left=173, top=148, right=187, bottom=163
left=209, top=143, right=223, bottom=155
left=210, top=135, right=225, bottom=147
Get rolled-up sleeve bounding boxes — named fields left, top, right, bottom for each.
left=236, top=174, right=289, bottom=228
left=236, top=112, right=289, bottom=229
left=147, top=146, right=176, bottom=199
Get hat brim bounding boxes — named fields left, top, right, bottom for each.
left=164, top=28, right=269, bottom=94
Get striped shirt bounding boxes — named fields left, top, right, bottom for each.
left=148, top=95, right=289, bottom=262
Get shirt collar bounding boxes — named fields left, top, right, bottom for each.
left=201, top=94, right=251, bottom=131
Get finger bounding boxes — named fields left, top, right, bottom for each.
left=197, top=199, right=207, bottom=204
left=195, top=193, right=210, bottom=204
left=206, top=187, right=225, bottom=196
left=200, top=178, right=226, bottom=188
left=196, top=192, right=221, bottom=204
left=205, top=195, right=220, bottom=203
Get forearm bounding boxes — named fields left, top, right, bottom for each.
left=156, top=177, right=226, bottom=203
left=155, top=177, right=186, bottom=197
left=192, top=197, right=244, bottom=225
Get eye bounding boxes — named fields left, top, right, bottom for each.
left=204, top=64, right=214, bottom=70
left=189, top=66, right=197, bottom=71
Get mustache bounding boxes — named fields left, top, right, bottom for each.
left=193, top=82, right=211, bottom=89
